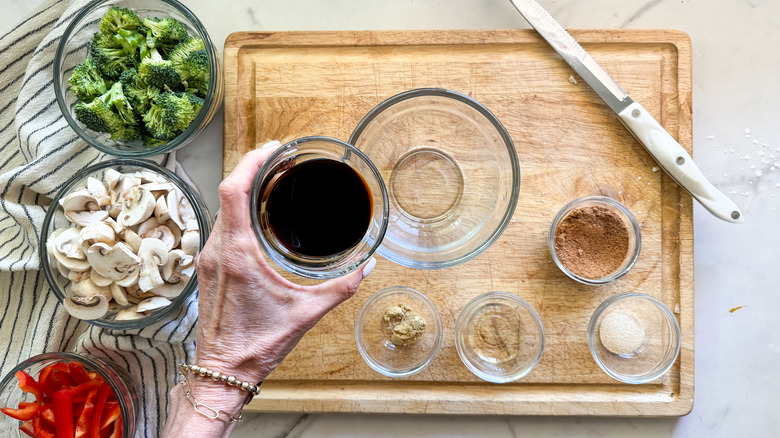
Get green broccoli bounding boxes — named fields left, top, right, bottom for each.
left=119, top=68, right=160, bottom=115
left=74, top=81, right=138, bottom=142
left=177, top=91, right=204, bottom=115
left=112, top=28, right=149, bottom=59
left=138, top=48, right=181, bottom=90
left=143, top=17, right=189, bottom=54
left=68, top=58, right=109, bottom=102
left=168, top=38, right=208, bottom=96
left=99, top=7, right=143, bottom=35
left=142, top=92, right=197, bottom=140
left=90, top=32, right=136, bottom=79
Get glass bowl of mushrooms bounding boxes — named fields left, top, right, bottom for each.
left=40, top=158, right=211, bottom=329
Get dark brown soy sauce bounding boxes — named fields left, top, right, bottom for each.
left=263, top=159, right=372, bottom=257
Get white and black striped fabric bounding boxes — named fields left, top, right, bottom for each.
left=0, top=1, right=199, bottom=436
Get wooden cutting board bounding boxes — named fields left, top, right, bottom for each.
left=223, top=29, right=693, bottom=416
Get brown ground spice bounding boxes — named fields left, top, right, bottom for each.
left=554, top=206, right=630, bottom=279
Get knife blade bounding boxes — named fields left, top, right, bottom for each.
left=508, top=0, right=743, bottom=223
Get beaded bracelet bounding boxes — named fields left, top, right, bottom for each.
left=177, top=363, right=262, bottom=423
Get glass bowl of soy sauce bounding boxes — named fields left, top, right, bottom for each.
left=250, top=137, right=389, bottom=279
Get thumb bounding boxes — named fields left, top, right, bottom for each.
left=309, top=257, right=377, bottom=310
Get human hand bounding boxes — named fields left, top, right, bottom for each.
left=193, top=140, right=376, bottom=389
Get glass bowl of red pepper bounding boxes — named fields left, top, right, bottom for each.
left=0, top=352, right=139, bottom=438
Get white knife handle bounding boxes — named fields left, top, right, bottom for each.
left=617, top=102, right=743, bottom=223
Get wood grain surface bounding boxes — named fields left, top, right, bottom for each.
left=223, top=29, right=693, bottom=416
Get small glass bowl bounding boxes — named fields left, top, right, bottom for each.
left=0, top=352, right=139, bottom=438
left=40, top=158, right=212, bottom=329
left=250, top=137, right=389, bottom=279
left=349, top=88, right=520, bottom=270
left=355, top=287, right=443, bottom=377
left=548, top=196, right=641, bottom=285
left=455, top=292, right=545, bottom=383
left=588, top=293, right=681, bottom=384
left=53, top=0, right=223, bottom=157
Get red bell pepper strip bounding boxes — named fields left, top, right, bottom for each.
left=15, top=370, right=45, bottom=403
left=75, top=388, right=98, bottom=438
left=69, top=361, right=92, bottom=385
left=54, top=369, right=77, bottom=388
left=33, top=416, right=57, bottom=438
left=53, top=389, right=75, bottom=438
left=0, top=401, right=41, bottom=421
left=91, top=383, right=111, bottom=438
left=100, top=402, right=121, bottom=430
left=108, top=416, right=123, bottom=438
left=39, top=405, right=55, bottom=427
left=65, top=377, right=104, bottom=397
left=38, top=362, right=70, bottom=396
left=19, top=419, right=35, bottom=437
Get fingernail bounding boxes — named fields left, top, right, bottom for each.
left=262, top=140, right=281, bottom=148
left=362, top=257, right=377, bottom=278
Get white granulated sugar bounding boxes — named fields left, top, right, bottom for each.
left=754, top=140, right=760, bottom=145
left=599, top=311, right=645, bottom=355
left=756, top=170, right=764, bottom=178
left=706, top=135, right=714, bottom=140
left=568, top=75, right=577, bottom=85
left=745, top=127, right=752, bottom=135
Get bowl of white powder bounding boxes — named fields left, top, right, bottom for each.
left=587, top=293, right=681, bottom=384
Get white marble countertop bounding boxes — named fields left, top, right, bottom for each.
left=4, top=0, right=779, bottom=436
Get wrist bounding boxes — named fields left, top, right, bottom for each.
left=164, top=375, right=245, bottom=437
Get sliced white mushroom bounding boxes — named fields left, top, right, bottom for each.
left=87, top=177, right=111, bottom=207
left=136, top=217, right=160, bottom=236
left=121, top=229, right=143, bottom=253
left=141, top=182, right=175, bottom=197
left=55, top=261, right=71, bottom=279
left=162, top=249, right=193, bottom=282
left=141, top=225, right=176, bottom=252
left=62, top=188, right=108, bottom=227
left=167, top=189, right=195, bottom=231
left=154, top=195, right=170, bottom=223
left=54, top=227, right=85, bottom=260
left=114, top=305, right=144, bottom=321
left=118, top=186, right=155, bottom=227
left=104, top=168, right=122, bottom=191
left=90, top=269, right=113, bottom=287
left=126, top=285, right=155, bottom=303
left=137, top=238, right=168, bottom=292
left=136, top=296, right=171, bottom=312
left=134, top=170, right=166, bottom=184
left=78, top=222, right=116, bottom=254
left=86, top=242, right=141, bottom=281
left=67, top=277, right=112, bottom=300
left=114, top=267, right=140, bottom=288
left=110, top=283, right=129, bottom=306
left=165, top=220, right=181, bottom=248
left=109, top=173, right=142, bottom=218
left=68, top=269, right=92, bottom=283
left=103, top=217, right=124, bottom=235
left=180, top=230, right=200, bottom=256
left=63, top=295, right=109, bottom=320
left=150, top=282, right=187, bottom=299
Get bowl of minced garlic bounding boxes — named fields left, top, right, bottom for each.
left=587, top=293, right=681, bottom=384
left=355, top=287, right=443, bottom=377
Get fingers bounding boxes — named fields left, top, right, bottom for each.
left=307, top=257, right=376, bottom=311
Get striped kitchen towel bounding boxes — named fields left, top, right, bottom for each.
left=0, top=1, right=200, bottom=436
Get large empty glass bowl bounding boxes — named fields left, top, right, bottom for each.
left=349, top=89, right=520, bottom=269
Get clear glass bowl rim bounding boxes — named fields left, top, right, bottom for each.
left=249, top=136, right=389, bottom=279
left=548, top=195, right=642, bottom=285
left=354, top=286, right=443, bottom=378
left=348, top=88, right=521, bottom=270
left=586, top=292, right=682, bottom=384
left=0, top=352, right=138, bottom=438
left=39, top=158, right=212, bottom=329
left=52, top=0, right=221, bottom=158
left=454, top=291, right=545, bottom=383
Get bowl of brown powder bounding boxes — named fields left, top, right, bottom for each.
left=587, top=293, right=681, bottom=384
left=548, top=196, right=641, bottom=285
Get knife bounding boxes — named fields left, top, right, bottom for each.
left=508, top=0, right=743, bottom=223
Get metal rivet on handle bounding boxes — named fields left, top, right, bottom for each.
left=731, top=211, right=740, bottom=220
left=632, top=109, right=640, bottom=117
left=676, top=157, right=685, bottom=165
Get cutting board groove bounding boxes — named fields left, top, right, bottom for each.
left=223, top=29, right=693, bottom=416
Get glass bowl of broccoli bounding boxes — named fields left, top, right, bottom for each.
left=54, top=0, right=223, bottom=157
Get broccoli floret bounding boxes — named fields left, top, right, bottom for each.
left=138, top=48, right=181, bottom=90
left=177, top=91, right=204, bottom=115
left=90, top=32, right=136, bottom=79
left=143, top=17, right=189, bottom=54
left=120, top=68, right=160, bottom=115
left=112, top=28, right=149, bottom=59
left=101, top=81, right=136, bottom=126
left=74, top=82, right=138, bottom=142
left=68, top=58, right=109, bottom=102
left=168, top=38, right=208, bottom=92
left=142, top=92, right=196, bottom=140
left=99, top=7, right=143, bottom=35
